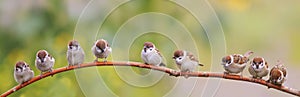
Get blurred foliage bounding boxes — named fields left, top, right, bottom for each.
left=0, top=0, right=300, bottom=97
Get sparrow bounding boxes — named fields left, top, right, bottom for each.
left=91, top=39, right=112, bottom=62
left=173, top=50, right=203, bottom=78
left=248, top=57, right=269, bottom=79
left=141, top=42, right=165, bottom=66
left=35, top=50, right=55, bottom=76
left=67, top=40, right=85, bottom=67
left=267, top=61, right=287, bottom=86
left=221, top=51, right=253, bottom=76
left=14, top=61, right=34, bottom=84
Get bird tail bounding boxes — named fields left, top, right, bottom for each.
left=159, top=63, right=166, bottom=67
left=198, top=63, right=204, bottom=66
left=243, top=50, right=254, bottom=58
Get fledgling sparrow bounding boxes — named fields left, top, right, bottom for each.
left=35, top=50, right=55, bottom=76
left=67, top=40, right=85, bottom=67
left=221, top=51, right=253, bottom=76
left=248, top=57, right=269, bottom=79
left=14, top=61, right=34, bottom=84
left=267, top=61, right=287, bottom=86
left=173, top=50, right=203, bottom=78
left=91, top=39, right=112, bottom=62
left=141, top=42, right=165, bottom=66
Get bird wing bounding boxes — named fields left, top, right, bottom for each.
left=187, top=52, right=204, bottom=66
left=243, top=51, right=254, bottom=58
left=280, top=67, right=287, bottom=77
left=265, top=61, right=269, bottom=68
left=187, top=52, right=198, bottom=62
left=155, top=48, right=162, bottom=57
left=276, top=62, right=287, bottom=77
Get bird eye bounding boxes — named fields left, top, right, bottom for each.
left=150, top=48, right=153, bottom=51
left=179, top=57, right=182, bottom=60
left=16, top=68, right=21, bottom=72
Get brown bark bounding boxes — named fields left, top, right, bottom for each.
left=1, top=61, right=299, bottom=97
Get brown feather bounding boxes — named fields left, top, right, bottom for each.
left=252, top=57, right=264, bottom=67
left=144, top=42, right=154, bottom=48
left=37, top=50, right=47, bottom=59
left=96, top=39, right=107, bottom=50
left=173, top=50, right=184, bottom=58
left=243, top=51, right=254, bottom=58
left=15, top=61, right=26, bottom=68
left=68, top=40, right=79, bottom=47
left=155, top=48, right=162, bottom=57
left=187, top=52, right=198, bottom=62
left=232, top=54, right=239, bottom=63
left=276, top=62, right=287, bottom=77
left=222, top=55, right=231, bottom=63
left=270, top=68, right=282, bottom=79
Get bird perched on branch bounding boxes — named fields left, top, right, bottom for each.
left=35, top=50, right=55, bottom=77
left=91, top=39, right=112, bottom=62
left=221, top=51, right=253, bottom=76
left=67, top=40, right=85, bottom=67
left=268, top=61, right=287, bottom=86
left=14, top=61, right=34, bottom=84
left=248, top=57, right=269, bottom=79
left=141, top=42, right=165, bottom=66
left=173, top=50, right=203, bottom=78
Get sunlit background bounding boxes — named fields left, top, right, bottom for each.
left=0, top=0, right=300, bottom=97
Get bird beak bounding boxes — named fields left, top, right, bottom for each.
left=100, top=48, right=104, bottom=53
left=96, top=47, right=104, bottom=53
left=256, top=65, right=259, bottom=69
left=40, top=58, right=44, bottom=63
left=144, top=48, right=147, bottom=53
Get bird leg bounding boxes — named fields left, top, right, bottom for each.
left=94, top=58, right=98, bottom=62
left=40, top=71, right=43, bottom=78
left=184, top=71, right=190, bottom=79
left=103, top=57, right=107, bottom=63
left=49, top=68, right=54, bottom=77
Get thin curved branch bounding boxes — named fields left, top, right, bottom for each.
left=1, top=61, right=299, bottom=97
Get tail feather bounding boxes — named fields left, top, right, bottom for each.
left=199, top=63, right=204, bottom=66
left=243, top=51, right=254, bottom=58
left=159, top=63, right=166, bottom=67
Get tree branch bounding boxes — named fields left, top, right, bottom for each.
left=1, top=61, right=299, bottom=97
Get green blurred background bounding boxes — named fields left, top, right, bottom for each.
left=0, top=0, right=300, bottom=97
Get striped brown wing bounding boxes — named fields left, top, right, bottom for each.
left=187, top=52, right=198, bottom=62
left=187, top=52, right=203, bottom=66
left=155, top=48, right=162, bottom=57
left=265, top=61, right=269, bottom=68
left=280, top=67, right=287, bottom=77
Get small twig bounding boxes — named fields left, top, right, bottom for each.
left=1, top=61, right=299, bottom=97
